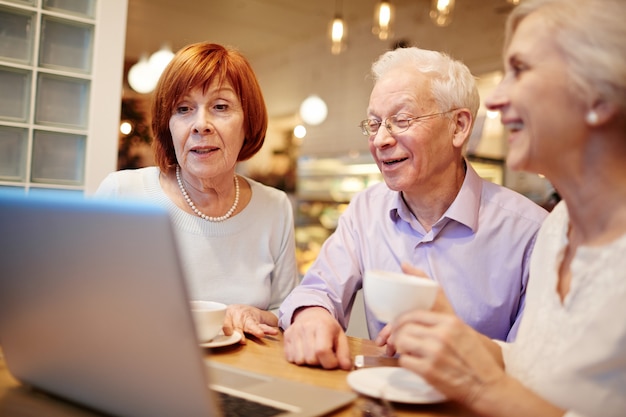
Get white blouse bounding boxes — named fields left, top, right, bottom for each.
left=501, top=201, right=626, bottom=417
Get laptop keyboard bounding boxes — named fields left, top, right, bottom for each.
left=217, top=391, right=286, bottom=417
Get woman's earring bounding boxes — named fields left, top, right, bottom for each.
left=586, top=111, right=599, bottom=125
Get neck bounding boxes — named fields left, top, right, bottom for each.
left=402, top=161, right=466, bottom=231
left=175, top=165, right=240, bottom=222
left=555, top=131, right=626, bottom=245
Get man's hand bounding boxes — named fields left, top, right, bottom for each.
left=283, top=306, right=353, bottom=370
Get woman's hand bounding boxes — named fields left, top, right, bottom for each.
left=390, top=310, right=565, bottom=417
left=390, top=310, right=505, bottom=407
left=222, top=304, right=279, bottom=344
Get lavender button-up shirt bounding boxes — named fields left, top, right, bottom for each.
left=279, top=163, right=548, bottom=341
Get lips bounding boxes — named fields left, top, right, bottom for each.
left=382, top=157, right=408, bottom=165
left=190, top=146, right=218, bottom=155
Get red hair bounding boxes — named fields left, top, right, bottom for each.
left=151, top=42, right=268, bottom=173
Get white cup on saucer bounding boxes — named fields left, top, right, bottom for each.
left=190, top=301, right=227, bottom=343
left=363, top=270, right=439, bottom=323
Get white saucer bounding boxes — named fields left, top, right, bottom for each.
left=199, top=331, right=242, bottom=348
left=347, top=367, right=446, bottom=404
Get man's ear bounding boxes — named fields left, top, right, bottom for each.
left=451, top=108, right=472, bottom=148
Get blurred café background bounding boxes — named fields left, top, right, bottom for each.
left=0, top=0, right=552, bottom=278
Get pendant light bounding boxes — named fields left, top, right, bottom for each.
left=373, top=1, right=393, bottom=40
left=330, top=0, right=347, bottom=55
left=430, top=0, right=456, bottom=27
left=127, top=54, right=154, bottom=94
left=148, top=45, right=174, bottom=78
left=299, top=95, right=328, bottom=126
left=127, top=45, right=174, bottom=94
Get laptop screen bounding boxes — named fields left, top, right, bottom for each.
left=0, top=191, right=356, bottom=417
left=0, top=191, right=219, bottom=416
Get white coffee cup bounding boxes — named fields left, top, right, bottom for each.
left=190, top=301, right=227, bottom=342
left=363, top=270, right=439, bottom=323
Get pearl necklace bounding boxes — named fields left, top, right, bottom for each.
left=176, top=165, right=239, bottom=222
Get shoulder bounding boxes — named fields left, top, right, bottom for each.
left=334, top=183, right=396, bottom=226
left=534, top=201, right=568, bottom=241
left=241, top=178, right=295, bottom=231
left=244, top=177, right=293, bottom=210
left=105, top=166, right=158, bottom=183
left=245, top=177, right=289, bottom=200
left=481, top=179, right=548, bottom=225
left=350, top=181, right=393, bottom=204
left=95, top=167, right=160, bottom=197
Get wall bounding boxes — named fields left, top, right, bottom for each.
left=244, top=2, right=553, bottom=203
left=119, top=1, right=552, bottom=203
left=249, top=1, right=509, bottom=162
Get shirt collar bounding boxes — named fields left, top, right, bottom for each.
left=444, top=162, right=482, bottom=231
left=389, top=160, right=483, bottom=233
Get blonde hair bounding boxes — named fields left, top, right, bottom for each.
left=506, top=0, right=626, bottom=113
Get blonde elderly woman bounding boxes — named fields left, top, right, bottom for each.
left=387, top=0, right=626, bottom=416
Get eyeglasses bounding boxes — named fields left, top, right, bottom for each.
left=359, top=110, right=456, bottom=136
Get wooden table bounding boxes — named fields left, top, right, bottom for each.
left=209, top=332, right=477, bottom=417
left=0, top=333, right=478, bottom=416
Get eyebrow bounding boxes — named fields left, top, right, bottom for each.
left=180, top=86, right=238, bottom=101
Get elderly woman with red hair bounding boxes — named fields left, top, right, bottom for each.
left=96, top=42, right=298, bottom=343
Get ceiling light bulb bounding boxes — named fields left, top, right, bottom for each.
left=120, top=121, right=132, bottom=135
left=373, top=1, right=393, bottom=40
left=299, top=95, right=328, bottom=126
left=378, top=3, right=391, bottom=27
left=128, top=46, right=176, bottom=94
left=293, top=125, right=307, bottom=139
left=329, top=13, right=347, bottom=55
left=128, top=55, right=157, bottom=94
left=148, top=46, right=174, bottom=77
left=430, top=0, right=455, bottom=27
left=331, top=17, right=344, bottom=42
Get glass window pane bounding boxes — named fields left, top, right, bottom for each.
left=0, top=66, right=31, bottom=122
left=0, top=6, right=35, bottom=64
left=0, top=126, right=28, bottom=181
left=31, top=130, right=86, bottom=185
left=3, top=1, right=37, bottom=6
left=35, top=73, right=90, bottom=128
left=43, top=0, right=96, bottom=19
left=39, top=16, right=94, bottom=73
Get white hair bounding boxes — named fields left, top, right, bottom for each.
left=506, top=0, right=626, bottom=114
left=371, top=47, right=480, bottom=123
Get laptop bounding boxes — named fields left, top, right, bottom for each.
left=0, top=190, right=356, bottom=417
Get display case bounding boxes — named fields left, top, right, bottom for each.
left=296, top=154, right=382, bottom=203
left=294, top=154, right=381, bottom=275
